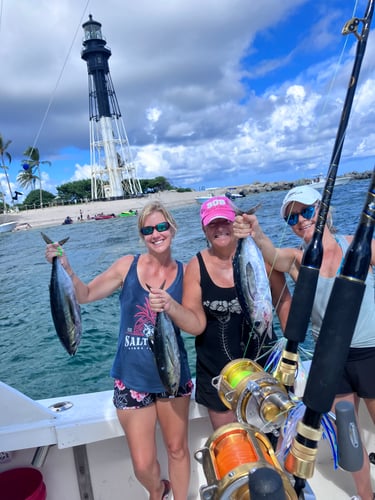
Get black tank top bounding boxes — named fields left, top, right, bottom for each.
left=195, top=252, right=255, bottom=411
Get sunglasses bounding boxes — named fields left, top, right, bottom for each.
left=140, top=221, right=170, bottom=236
left=284, top=205, right=316, bottom=226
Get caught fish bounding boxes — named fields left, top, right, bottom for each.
left=233, top=205, right=273, bottom=351
left=41, top=233, right=82, bottom=355
left=147, top=282, right=181, bottom=394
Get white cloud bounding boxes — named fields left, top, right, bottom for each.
left=0, top=0, right=373, bottom=194
left=72, top=164, right=92, bottom=181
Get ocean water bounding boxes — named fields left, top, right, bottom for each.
left=0, top=178, right=371, bottom=400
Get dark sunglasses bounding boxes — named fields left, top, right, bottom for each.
left=284, top=205, right=316, bottom=226
left=140, top=221, right=170, bottom=236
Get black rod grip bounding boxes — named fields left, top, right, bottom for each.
left=303, top=277, right=365, bottom=413
left=283, top=266, right=319, bottom=343
left=335, top=401, right=364, bottom=472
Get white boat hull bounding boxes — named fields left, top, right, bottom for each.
left=0, top=221, right=17, bottom=233
left=195, top=196, right=214, bottom=204
left=0, top=380, right=374, bottom=499
left=307, top=176, right=353, bottom=189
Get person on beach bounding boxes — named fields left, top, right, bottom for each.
left=149, top=196, right=292, bottom=430
left=233, top=185, right=375, bottom=500
left=45, top=201, right=192, bottom=500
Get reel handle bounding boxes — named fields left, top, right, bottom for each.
left=248, top=467, right=286, bottom=499
left=335, top=401, right=363, bottom=472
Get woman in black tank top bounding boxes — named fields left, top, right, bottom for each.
left=149, top=196, right=291, bottom=430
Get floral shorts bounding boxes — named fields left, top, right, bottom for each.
left=113, top=379, right=194, bottom=410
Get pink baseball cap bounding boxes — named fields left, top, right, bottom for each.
left=200, top=196, right=236, bottom=226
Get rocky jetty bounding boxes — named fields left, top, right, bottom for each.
left=233, top=170, right=372, bottom=196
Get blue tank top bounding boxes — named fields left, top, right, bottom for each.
left=311, top=235, right=375, bottom=348
left=110, top=255, right=191, bottom=392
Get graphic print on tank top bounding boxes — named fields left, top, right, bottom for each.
left=203, top=297, right=244, bottom=359
left=124, top=299, right=156, bottom=349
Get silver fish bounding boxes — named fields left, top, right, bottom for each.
left=150, top=311, right=181, bottom=394
left=233, top=205, right=273, bottom=350
left=147, top=283, right=181, bottom=394
left=41, top=233, right=82, bottom=355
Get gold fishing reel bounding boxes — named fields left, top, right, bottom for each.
left=211, top=359, right=295, bottom=434
left=194, top=422, right=297, bottom=499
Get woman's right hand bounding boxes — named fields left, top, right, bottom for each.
left=148, top=287, right=174, bottom=313
left=233, top=213, right=259, bottom=239
left=45, top=243, right=72, bottom=274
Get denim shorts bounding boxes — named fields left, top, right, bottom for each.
left=113, top=379, right=194, bottom=410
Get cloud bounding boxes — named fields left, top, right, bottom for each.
left=0, top=0, right=373, bottom=201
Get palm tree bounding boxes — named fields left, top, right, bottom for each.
left=17, top=165, right=40, bottom=196
left=19, top=146, right=51, bottom=208
left=0, top=134, right=14, bottom=212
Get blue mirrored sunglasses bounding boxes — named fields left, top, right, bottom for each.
left=140, top=221, right=170, bottom=236
left=284, top=205, right=316, bottom=226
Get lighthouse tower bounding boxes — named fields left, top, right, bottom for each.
left=81, top=15, right=142, bottom=199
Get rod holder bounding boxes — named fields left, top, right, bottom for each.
left=31, top=445, right=52, bottom=468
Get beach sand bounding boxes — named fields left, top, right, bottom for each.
left=10, top=190, right=224, bottom=230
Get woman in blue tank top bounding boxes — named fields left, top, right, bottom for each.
left=45, top=201, right=192, bottom=500
left=234, top=185, right=375, bottom=500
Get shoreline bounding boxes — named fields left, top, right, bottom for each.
left=9, top=190, right=206, bottom=230
left=5, top=172, right=371, bottom=231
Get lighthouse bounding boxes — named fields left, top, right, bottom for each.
left=81, top=15, right=142, bottom=199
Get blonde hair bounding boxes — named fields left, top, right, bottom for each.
left=137, top=201, right=177, bottom=238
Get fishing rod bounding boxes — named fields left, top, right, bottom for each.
left=274, top=0, right=374, bottom=391
left=285, top=165, right=375, bottom=494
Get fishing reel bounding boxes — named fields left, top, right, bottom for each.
left=194, top=422, right=297, bottom=499
left=212, top=359, right=295, bottom=435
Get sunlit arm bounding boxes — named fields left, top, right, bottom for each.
left=45, top=242, right=130, bottom=304
left=66, top=255, right=132, bottom=304
left=267, top=266, right=292, bottom=332
left=233, top=214, right=300, bottom=275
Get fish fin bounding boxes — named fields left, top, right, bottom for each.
left=41, top=232, right=70, bottom=246
left=41, top=232, right=53, bottom=244
left=235, top=203, right=262, bottom=216
left=245, top=203, right=262, bottom=215
left=145, top=281, right=166, bottom=290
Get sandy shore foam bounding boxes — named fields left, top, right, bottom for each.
left=10, top=189, right=224, bottom=230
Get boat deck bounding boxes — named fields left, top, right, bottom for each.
left=1, top=381, right=374, bottom=499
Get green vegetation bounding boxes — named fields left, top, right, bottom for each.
left=11, top=176, right=192, bottom=211
left=22, top=190, right=56, bottom=208
left=56, top=179, right=92, bottom=202
left=141, top=176, right=192, bottom=193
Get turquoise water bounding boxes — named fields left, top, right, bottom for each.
left=0, top=179, right=371, bottom=400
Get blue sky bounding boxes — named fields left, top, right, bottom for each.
left=0, top=0, right=374, bottom=202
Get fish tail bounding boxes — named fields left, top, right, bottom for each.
left=41, top=232, right=70, bottom=246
